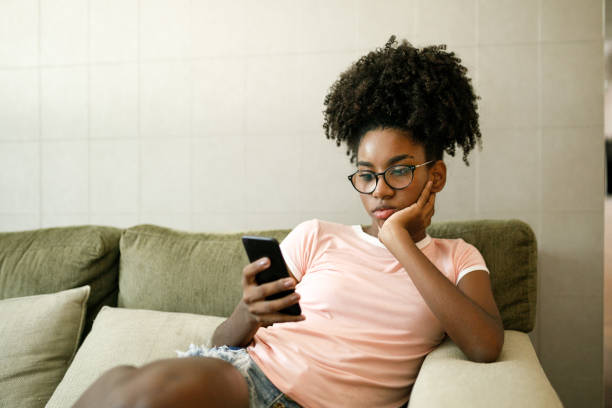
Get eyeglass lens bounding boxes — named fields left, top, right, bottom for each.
left=352, top=166, right=413, bottom=193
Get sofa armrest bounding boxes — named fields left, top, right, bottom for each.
left=408, top=330, right=562, bottom=408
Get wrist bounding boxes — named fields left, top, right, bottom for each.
left=238, top=300, right=260, bottom=328
left=379, top=221, right=413, bottom=246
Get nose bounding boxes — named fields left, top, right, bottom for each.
left=372, top=174, right=394, bottom=199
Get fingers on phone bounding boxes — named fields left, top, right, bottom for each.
left=256, top=278, right=295, bottom=298
left=248, top=292, right=300, bottom=315
left=242, top=257, right=270, bottom=285
left=257, top=313, right=306, bottom=325
left=243, top=276, right=295, bottom=306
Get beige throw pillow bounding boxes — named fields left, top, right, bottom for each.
left=47, top=307, right=225, bottom=407
left=0, top=286, right=90, bottom=408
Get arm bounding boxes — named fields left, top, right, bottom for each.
left=211, top=300, right=261, bottom=348
left=379, top=180, right=504, bottom=363
left=211, top=257, right=305, bottom=347
left=381, top=226, right=503, bottom=362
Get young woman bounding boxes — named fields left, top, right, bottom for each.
left=75, top=36, right=503, bottom=408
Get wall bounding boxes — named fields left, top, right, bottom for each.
left=0, top=0, right=604, bottom=406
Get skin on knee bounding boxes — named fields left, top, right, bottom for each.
left=138, top=357, right=250, bottom=408
left=73, top=358, right=249, bottom=408
left=73, top=364, right=138, bottom=408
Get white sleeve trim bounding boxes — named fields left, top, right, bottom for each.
left=456, top=265, right=489, bottom=285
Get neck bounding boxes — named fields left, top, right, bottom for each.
left=364, top=225, right=378, bottom=237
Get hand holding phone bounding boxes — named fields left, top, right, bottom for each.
left=241, top=236, right=303, bottom=318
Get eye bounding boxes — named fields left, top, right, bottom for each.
left=389, top=166, right=410, bottom=176
left=357, top=172, right=375, bottom=181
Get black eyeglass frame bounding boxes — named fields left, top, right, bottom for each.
left=347, top=160, right=435, bottom=194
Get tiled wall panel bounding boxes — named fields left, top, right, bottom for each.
left=0, top=2, right=604, bottom=406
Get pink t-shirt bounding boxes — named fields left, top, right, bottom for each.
left=247, top=219, right=489, bottom=408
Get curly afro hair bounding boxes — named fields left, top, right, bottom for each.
left=323, top=36, right=481, bottom=165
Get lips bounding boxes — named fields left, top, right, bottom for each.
left=373, top=206, right=397, bottom=220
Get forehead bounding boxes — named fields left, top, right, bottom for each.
left=357, top=128, right=425, bottom=163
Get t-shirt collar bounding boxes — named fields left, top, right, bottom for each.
left=352, top=225, right=432, bottom=250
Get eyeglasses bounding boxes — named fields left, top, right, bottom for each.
left=347, top=161, right=434, bottom=194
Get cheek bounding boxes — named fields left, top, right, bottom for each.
left=359, top=193, right=369, bottom=208
left=358, top=193, right=377, bottom=213
left=397, top=185, right=423, bottom=205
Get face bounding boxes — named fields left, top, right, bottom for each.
left=354, top=127, right=444, bottom=236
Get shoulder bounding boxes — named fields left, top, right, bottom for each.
left=293, top=218, right=353, bottom=235
left=284, top=219, right=357, bottom=249
left=283, top=219, right=324, bottom=244
left=289, top=218, right=322, bottom=236
left=430, top=236, right=478, bottom=251
left=428, top=237, right=485, bottom=261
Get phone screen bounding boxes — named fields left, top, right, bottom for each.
left=241, top=236, right=301, bottom=316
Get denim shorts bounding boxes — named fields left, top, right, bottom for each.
left=177, top=344, right=301, bottom=408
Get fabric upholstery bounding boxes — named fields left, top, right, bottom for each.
left=409, top=330, right=562, bottom=407
left=119, top=220, right=536, bottom=332
left=0, top=286, right=90, bottom=408
left=0, top=225, right=122, bottom=335
left=427, top=219, right=537, bottom=332
left=46, top=306, right=225, bottom=408
left=118, top=224, right=289, bottom=317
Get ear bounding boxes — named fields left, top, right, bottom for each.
left=429, top=160, right=446, bottom=193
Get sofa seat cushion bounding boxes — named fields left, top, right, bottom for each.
left=46, top=307, right=226, bottom=408
left=0, top=286, right=90, bottom=408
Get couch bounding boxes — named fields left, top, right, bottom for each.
left=0, top=219, right=563, bottom=408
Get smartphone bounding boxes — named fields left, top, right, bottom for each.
left=241, top=236, right=301, bottom=316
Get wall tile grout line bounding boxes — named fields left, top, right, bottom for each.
left=86, top=0, right=91, bottom=225
left=536, top=0, right=543, bottom=358
left=188, top=63, right=194, bottom=230
left=37, top=0, right=42, bottom=229
left=0, top=39, right=606, bottom=73
left=474, top=0, right=480, bottom=218
left=136, top=0, right=142, bottom=225
left=352, top=0, right=357, bottom=59
left=243, top=53, right=249, bottom=230
left=187, top=0, right=195, bottom=230
left=242, top=52, right=248, bottom=231
left=413, top=0, right=419, bottom=44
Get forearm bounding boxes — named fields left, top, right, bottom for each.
left=211, top=301, right=260, bottom=348
left=384, top=228, right=503, bottom=362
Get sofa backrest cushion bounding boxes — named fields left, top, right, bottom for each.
left=119, top=219, right=536, bottom=332
left=427, top=219, right=536, bottom=332
left=0, top=286, right=90, bottom=408
left=118, top=224, right=289, bottom=318
left=0, top=225, right=122, bottom=335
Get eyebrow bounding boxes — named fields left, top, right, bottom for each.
left=356, top=154, right=415, bottom=168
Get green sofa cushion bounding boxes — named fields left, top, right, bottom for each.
left=427, top=219, right=536, bottom=332
left=0, top=225, right=122, bottom=335
left=119, top=219, right=536, bottom=332
left=118, top=225, right=289, bottom=317
left=0, top=286, right=90, bottom=408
